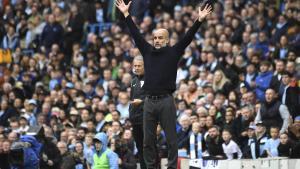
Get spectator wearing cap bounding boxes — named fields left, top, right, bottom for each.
left=278, top=71, right=299, bottom=119
left=19, top=114, right=30, bottom=134
left=23, top=99, right=37, bottom=126
left=255, top=88, right=290, bottom=134
left=255, top=61, right=273, bottom=102
left=255, top=121, right=269, bottom=157
left=242, top=124, right=258, bottom=159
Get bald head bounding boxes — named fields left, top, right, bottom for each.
left=153, top=29, right=169, bottom=49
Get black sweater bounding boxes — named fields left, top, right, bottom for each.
left=125, top=16, right=202, bottom=94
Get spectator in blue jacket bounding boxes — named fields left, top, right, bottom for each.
left=255, top=61, right=273, bottom=102
left=10, top=135, right=41, bottom=169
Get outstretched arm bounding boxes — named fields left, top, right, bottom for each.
left=174, top=4, right=213, bottom=53
left=115, top=0, right=151, bottom=55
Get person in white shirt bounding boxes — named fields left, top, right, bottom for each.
left=222, top=129, right=242, bottom=159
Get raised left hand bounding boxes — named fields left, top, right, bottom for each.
left=198, top=3, right=213, bottom=22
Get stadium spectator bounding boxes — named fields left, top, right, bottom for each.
left=0, top=0, right=299, bottom=167
left=205, top=125, right=225, bottom=159
left=92, top=132, right=118, bottom=169
left=255, top=88, right=290, bottom=133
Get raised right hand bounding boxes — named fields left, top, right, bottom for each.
left=115, top=0, right=132, bottom=17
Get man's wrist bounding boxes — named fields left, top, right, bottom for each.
left=198, top=17, right=204, bottom=22
left=124, top=12, right=129, bottom=18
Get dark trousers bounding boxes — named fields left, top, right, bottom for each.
left=143, top=95, right=178, bottom=169
left=132, top=124, right=147, bottom=169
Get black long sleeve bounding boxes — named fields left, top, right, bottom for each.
left=125, top=16, right=152, bottom=55
left=125, top=15, right=202, bottom=94
left=173, top=20, right=202, bottom=53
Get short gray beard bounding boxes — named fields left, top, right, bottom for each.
left=154, top=43, right=167, bottom=49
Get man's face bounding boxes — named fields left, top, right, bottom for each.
left=282, top=75, right=291, bottom=85
left=260, top=64, right=269, bottom=73
left=112, top=122, right=121, bottom=133
left=265, top=89, right=275, bottom=102
left=276, top=62, right=285, bottom=73
left=57, top=143, right=68, bottom=154
left=294, top=120, right=300, bottom=127
left=208, top=127, right=219, bottom=138
left=133, top=60, right=144, bottom=76
left=242, top=108, right=251, bottom=120
left=94, top=141, right=103, bottom=151
left=111, top=111, right=120, bottom=121
left=153, top=29, right=169, bottom=49
left=77, top=130, right=86, bottom=139
left=180, top=118, right=190, bottom=130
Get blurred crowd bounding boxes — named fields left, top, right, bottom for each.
left=0, top=0, right=300, bottom=168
